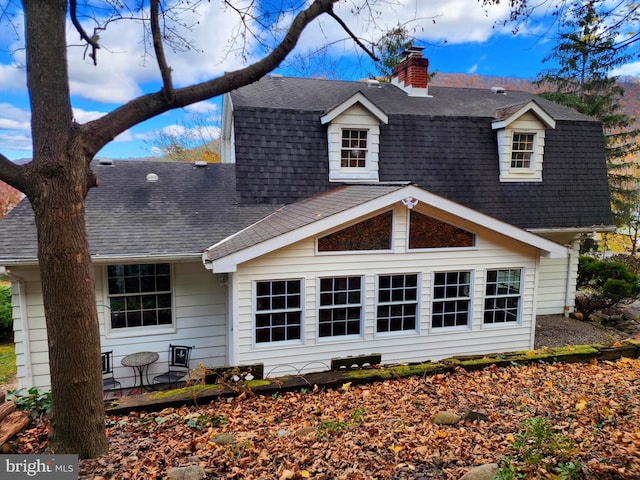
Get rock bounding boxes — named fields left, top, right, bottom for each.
left=211, top=432, right=235, bottom=445
left=277, top=428, right=288, bottom=437
left=432, top=411, right=461, bottom=425
left=459, top=463, right=499, bottom=480
left=166, top=465, right=206, bottom=480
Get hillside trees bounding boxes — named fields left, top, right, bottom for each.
left=534, top=0, right=640, bottom=241
left=0, top=0, right=388, bottom=458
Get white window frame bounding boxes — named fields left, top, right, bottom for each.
left=483, top=268, right=523, bottom=326
left=376, top=273, right=420, bottom=335
left=254, top=279, right=304, bottom=345
left=510, top=132, right=535, bottom=169
left=102, top=263, right=177, bottom=339
left=431, top=270, right=472, bottom=330
left=318, top=276, right=363, bottom=339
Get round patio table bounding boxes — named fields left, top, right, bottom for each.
left=121, top=351, right=159, bottom=392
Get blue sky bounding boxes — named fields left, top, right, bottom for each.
left=0, top=0, right=638, bottom=161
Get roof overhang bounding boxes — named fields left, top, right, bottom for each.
left=492, top=100, right=556, bottom=130
left=204, top=184, right=568, bottom=273
left=0, top=253, right=202, bottom=269
left=320, top=92, right=389, bottom=125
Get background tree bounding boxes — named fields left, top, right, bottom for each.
left=535, top=0, right=640, bottom=238
left=0, top=0, right=385, bottom=458
left=146, top=112, right=221, bottom=163
left=0, top=181, right=23, bottom=219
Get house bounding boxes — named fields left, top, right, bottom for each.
left=0, top=49, right=612, bottom=391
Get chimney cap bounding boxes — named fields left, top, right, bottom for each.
left=401, top=46, right=425, bottom=57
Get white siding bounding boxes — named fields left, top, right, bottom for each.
left=233, top=204, right=541, bottom=376
left=12, top=261, right=228, bottom=390
left=537, top=242, right=578, bottom=315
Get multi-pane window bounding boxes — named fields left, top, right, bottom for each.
left=107, top=264, right=172, bottom=329
left=432, top=271, right=471, bottom=328
left=511, top=133, right=535, bottom=168
left=319, top=276, right=362, bottom=337
left=484, top=269, right=522, bottom=324
left=341, top=129, right=368, bottom=168
left=255, top=280, right=302, bottom=343
left=377, top=274, right=418, bottom=333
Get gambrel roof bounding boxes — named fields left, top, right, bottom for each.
left=229, top=76, right=612, bottom=231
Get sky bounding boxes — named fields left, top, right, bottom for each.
left=0, top=0, right=638, bottom=161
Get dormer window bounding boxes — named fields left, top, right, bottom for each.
left=511, top=132, right=535, bottom=169
left=492, top=100, right=556, bottom=183
left=341, top=129, right=368, bottom=168
left=320, top=92, right=388, bottom=183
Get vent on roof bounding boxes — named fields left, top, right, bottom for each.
left=491, top=86, right=506, bottom=94
left=367, top=79, right=381, bottom=88
left=146, top=173, right=159, bottom=183
left=270, top=73, right=283, bottom=80
left=98, top=158, right=114, bottom=166
left=194, top=160, right=207, bottom=167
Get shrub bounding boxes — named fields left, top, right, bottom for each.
left=0, top=285, right=12, bottom=340
left=576, top=256, right=640, bottom=320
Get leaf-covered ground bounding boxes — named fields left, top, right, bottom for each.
left=13, top=358, right=640, bottom=480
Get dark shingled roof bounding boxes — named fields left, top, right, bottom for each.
left=0, top=161, right=278, bottom=263
left=206, top=184, right=406, bottom=261
left=230, top=75, right=612, bottom=230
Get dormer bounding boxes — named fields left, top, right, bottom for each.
left=492, top=100, right=556, bottom=182
left=321, top=92, right=388, bottom=183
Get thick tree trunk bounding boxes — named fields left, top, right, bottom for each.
left=23, top=0, right=107, bottom=457
left=30, top=163, right=107, bottom=457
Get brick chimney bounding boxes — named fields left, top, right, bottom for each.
left=391, top=46, right=430, bottom=97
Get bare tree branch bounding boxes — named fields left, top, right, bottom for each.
left=80, top=0, right=349, bottom=153
left=70, top=0, right=100, bottom=65
left=150, top=0, right=175, bottom=102
left=327, top=8, right=378, bottom=61
left=0, top=154, right=27, bottom=194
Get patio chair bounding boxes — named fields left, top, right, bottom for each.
left=153, top=344, right=194, bottom=388
left=102, top=351, right=121, bottom=393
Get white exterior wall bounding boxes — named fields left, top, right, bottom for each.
left=11, top=261, right=228, bottom=391
left=232, top=204, right=541, bottom=377
left=536, top=241, right=579, bottom=315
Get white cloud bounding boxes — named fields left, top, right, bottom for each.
left=612, top=61, right=640, bottom=78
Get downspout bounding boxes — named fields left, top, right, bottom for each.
left=564, top=242, right=577, bottom=318
left=0, top=267, right=32, bottom=388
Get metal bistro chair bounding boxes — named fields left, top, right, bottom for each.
left=153, top=344, right=194, bottom=388
left=101, top=351, right=121, bottom=394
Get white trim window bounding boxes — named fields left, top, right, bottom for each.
left=107, top=263, right=173, bottom=329
left=319, top=276, right=362, bottom=337
left=341, top=129, right=368, bottom=168
left=376, top=274, right=418, bottom=333
left=255, top=280, right=302, bottom=343
left=483, top=269, right=522, bottom=324
left=432, top=271, right=471, bottom=329
left=511, top=132, right=535, bottom=169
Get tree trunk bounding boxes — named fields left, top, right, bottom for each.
left=23, top=0, right=107, bottom=458
left=30, top=157, right=107, bottom=458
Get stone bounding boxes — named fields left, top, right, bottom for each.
left=211, top=432, right=235, bottom=445
left=432, top=411, right=461, bottom=425
left=459, top=463, right=499, bottom=480
left=166, top=465, right=206, bottom=480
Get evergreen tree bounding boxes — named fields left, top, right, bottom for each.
left=535, top=0, right=640, bottom=235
